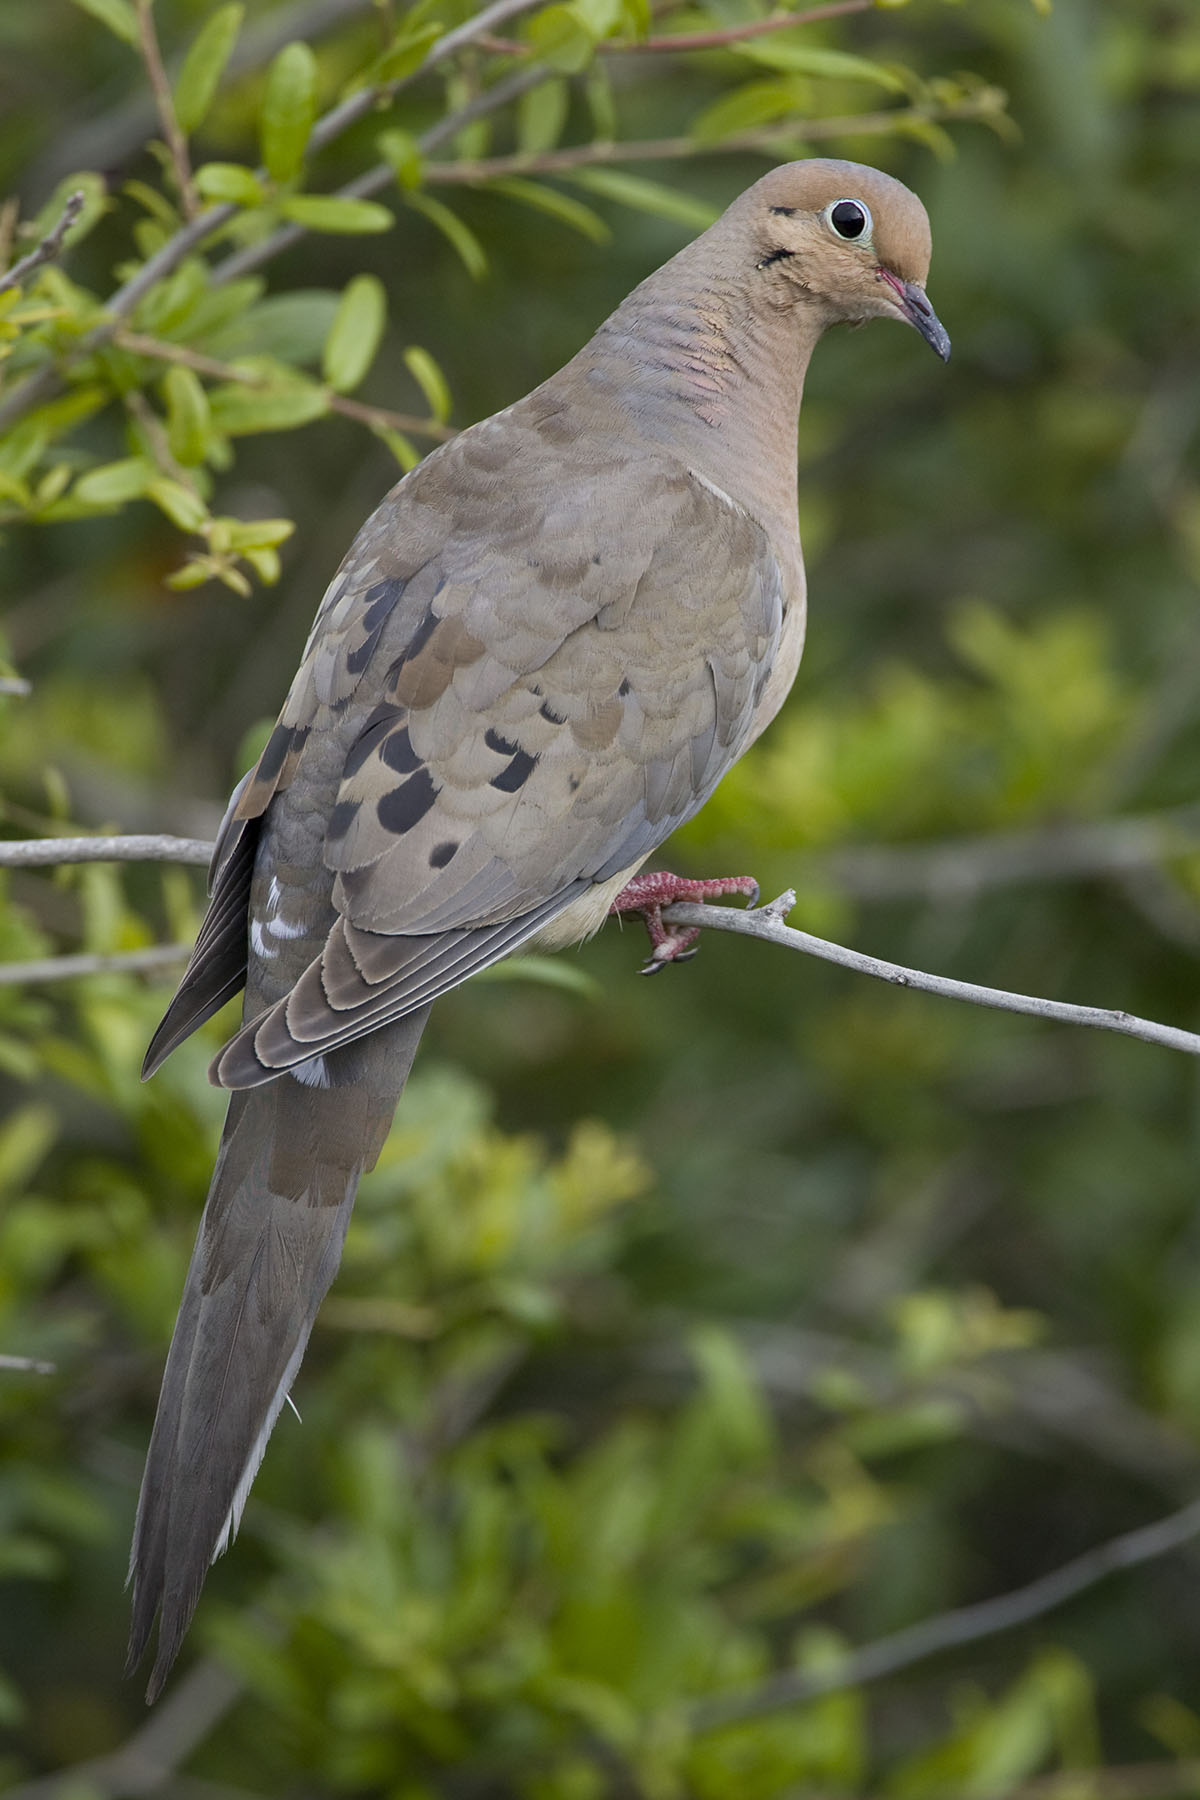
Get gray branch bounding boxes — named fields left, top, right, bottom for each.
left=0, top=189, right=85, bottom=296
left=664, top=891, right=1200, bottom=1059
left=0, top=944, right=191, bottom=987
left=0, top=834, right=211, bottom=867
left=689, top=1492, right=1200, bottom=1731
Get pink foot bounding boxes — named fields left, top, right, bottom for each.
left=609, top=871, right=760, bottom=974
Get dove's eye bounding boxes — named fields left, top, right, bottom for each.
left=826, top=199, right=872, bottom=243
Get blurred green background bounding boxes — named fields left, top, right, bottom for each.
left=3, top=0, right=1200, bottom=1793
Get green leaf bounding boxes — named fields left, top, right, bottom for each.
left=202, top=290, right=340, bottom=364
left=27, top=173, right=109, bottom=248
left=402, top=192, right=487, bottom=279
left=279, top=195, right=394, bottom=234
left=69, top=0, right=138, bottom=46
left=73, top=456, right=154, bottom=506
left=368, top=20, right=442, bottom=85
left=402, top=346, right=452, bottom=424
left=690, top=78, right=807, bottom=144
left=174, top=4, right=245, bottom=134
left=322, top=274, right=387, bottom=394
left=162, top=365, right=211, bottom=465
left=372, top=424, right=421, bottom=470
left=733, top=38, right=907, bottom=91
left=193, top=162, right=266, bottom=206
left=208, top=378, right=330, bottom=435
left=146, top=477, right=209, bottom=532
left=516, top=78, right=570, bottom=155
left=224, top=517, right=295, bottom=550
left=377, top=127, right=424, bottom=191
left=526, top=4, right=594, bottom=73
left=492, top=177, right=610, bottom=245
left=566, top=169, right=718, bottom=231
left=260, top=41, right=318, bottom=183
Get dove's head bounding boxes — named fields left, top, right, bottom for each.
left=739, top=159, right=950, bottom=361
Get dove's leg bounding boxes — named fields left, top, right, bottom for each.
left=609, top=872, right=760, bottom=973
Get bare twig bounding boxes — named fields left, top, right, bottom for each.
left=0, top=1353, right=56, bottom=1374
left=419, top=96, right=1004, bottom=185
left=209, top=60, right=545, bottom=284
left=689, top=1492, right=1200, bottom=1731
left=112, top=329, right=456, bottom=442
left=6, top=839, right=1200, bottom=1057
left=0, top=834, right=212, bottom=867
left=801, top=804, right=1200, bottom=902
left=663, top=890, right=1200, bottom=1058
left=0, top=944, right=191, bottom=988
left=1000, top=1762, right=1200, bottom=1800
left=477, top=0, right=872, bottom=56
left=0, top=675, right=32, bottom=696
left=0, top=190, right=85, bottom=297
left=4, top=1656, right=244, bottom=1800
left=135, top=0, right=198, bottom=219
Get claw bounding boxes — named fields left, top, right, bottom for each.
left=609, top=870, right=760, bottom=973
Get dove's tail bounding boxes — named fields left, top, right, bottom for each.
left=126, top=1009, right=430, bottom=1703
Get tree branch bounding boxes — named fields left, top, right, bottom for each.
left=0, top=834, right=212, bottom=867
left=4, top=839, right=1198, bottom=1056
left=663, top=891, right=1200, bottom=1058
left=0, top=944, right=191, bottom=988
left=689, top=1492, right=1200, bottom=1731
left=112, top=328, right=456, bottom=442
left=135, top=0, right=198, bottom=220
left=800, top=804, right=1200, bottom=902
left=0, top=1353, right=56, bottom=1374
left=417, top=95, right=1004, bottom=185
left=0, top=189, right=85, bottom=297
left=476, top=0, right=873, bottom=56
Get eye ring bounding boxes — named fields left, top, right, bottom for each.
left=825, top=198, right=873, bottom=244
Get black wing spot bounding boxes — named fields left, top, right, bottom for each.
left=385, top=606, right=439, bottom=684
left=539, top=700, right=566, bottom=725
left=381, top=725, right=421, bottom=775
left=484, top=726, right=519, bottom=757
left=345, top=580, right=405, bottom=677
left=430, top=840, right=458, bottom=869
left=326, top=799, right=361, bottom=845
left=618, top=678, right=632, bottom=698
left=490, top=748, right=538, bottom=793
left=255, top=720, right=303, bottom=786
left=342, top=705, right=403, bottom=779
left=377, top=767, right=438, bottom=834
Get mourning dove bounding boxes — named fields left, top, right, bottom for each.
left=128, top=157, right=949, bottom=1698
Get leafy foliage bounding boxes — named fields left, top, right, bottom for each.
left=3, top=0, right=1200, bottom=1794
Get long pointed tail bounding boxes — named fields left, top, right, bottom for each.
left=127, top=1009, right=429, bottom=1701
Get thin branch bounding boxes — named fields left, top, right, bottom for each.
left=1000, top=1762, right=1200, bottom=1800
left=477, top=0, right=872, bottom=56
left=4, top=1656, right=244, bottom=1800
left=689, top=1492, right=1200, bottom=1731
left=0, top=834, right=212, bottom=867
left=0, top=190, right=85, bottom=297
left=0, top=675, right=32, bottom=696
left=0, top=1353, right=56, bottom=1374
left=420, top=96, right=1004, bottom=185
left=0, top=1, right=545, bottom=431
left=6, top=840, right=1200, bottom=1057
left=209, top=60, right=546, bottom=285
left=663, top=890, right=1200, bottom=1058
left=135, top=0, right=198, bottom=220
left=0, top=944, right=191, bottom=988
left=801, top=804, right=1200, bottom=903
left=112, top=328, right=455, bottom=442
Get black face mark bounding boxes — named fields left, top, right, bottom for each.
left=377, top=767, right=438, bottom=834
left=769, top=205, right=796, bottom=217
left=757, top=248, right=794, bottom=271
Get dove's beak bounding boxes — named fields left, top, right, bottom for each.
left=878, top=269, right=951, bottom=362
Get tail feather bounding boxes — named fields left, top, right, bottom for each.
left=128, top=1009, right=429, bottom=1701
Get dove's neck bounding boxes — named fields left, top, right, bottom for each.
left=582, top=255, right=824, bottom=543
